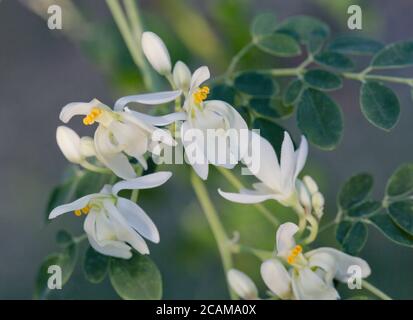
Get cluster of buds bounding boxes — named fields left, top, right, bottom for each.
left=296, top=175, right=325, bottom=219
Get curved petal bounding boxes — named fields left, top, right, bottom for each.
left=242, top=131, right=282, bottom=192
left=291, top=268, right=339, bottom=300
left=260, top=259, right=292, bottom=299
left=280, top=132, right=296, bottom=194
left=306, top=247, right=371, bottom=282
left=104, top=200, right=150, bottom=255
left=114, top=90, right=182, bottom=111
left=112, top=171, right=172, bottom=195
left=218, top=189, right=274, bottom=204
left=141, top=31, right=171, bottom=75
left=227, top=269, right=258, bottom=300
left=173, top=61, right=192, bottom=92
left=190, top=66, right=210, bottom=92
left=94, top=126, right=136, bottom=180
left=117, top=198, right=159, bottom=243
left=56, top=126, right=82, bottom=163
left=307, top=251, right=337, bottom=285
left=294, top=136, right=308, bottom=180
left=125, top=108, right=187, bottom=126
left=49, top=194, right=100, bottom=219
left=59, top=99, right=110, bottom=123
left=276, top=222, right=299, bottom=258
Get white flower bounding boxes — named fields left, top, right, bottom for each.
left=56, top=126, right=96, bottom=164
left=142, top=31, right=172, bottom=75
left=60, top=93, right=181, bottom=180
left=227, top=269, right=259, bottom=300
left=173, top=61, right=191, bottom=92
left=49, top=172, right=172, bottom=259
left=260, top=222, right=371, bottom=300
left=218, top=131, right=308, bottom=207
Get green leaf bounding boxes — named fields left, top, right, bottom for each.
left=337, top=222, right=368, bottom=255
left=250, top=13, right=277, bottom=38
left=371, top=41, right=413, bottom=69
left=252, top=118, right=286, bottom=155
left=283, top=79, right=304, bottom=105
left=276, top=15, right=330, bottom=53
left=296, top=88, right=343, bottom=149
left=109, top=252, right=162, bottom=300
left=234, top=71, right=276, bottom=97
left=388, top=200, right=413, bottom=235
left=369, top=214, right=413, bottom=247
left=303, top=69, right=342, bottom=91
left=338, top=173, right=373, bottom=210
left=255, top=33, right=301, bottom=57
left=209, top=84, right=236, bottom=105
left=327, top=35, right=384, bottom=55
left=360, top=81, right=400, bottom=131
left=83, top=246, right=109, bottom=284
left=249, top=97, right=294, bottom=119
left=386, top=163, right=413, bottom=198
left=336, top=221, right=353, bottom=244
left=347, top=200, right=382, bottom=218
left=314, top=51, right=354, bottom=70
left=34, top=241, right=78, bottom=299
left=237, top=106, right=252, bottom=127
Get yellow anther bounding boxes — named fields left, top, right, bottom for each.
left=83, top=107, right=102, bottom=126
left=74, top=210, right=82, bottom=216
left=81, top=205, right=90, bottom=214
left=287, top=245, right=303, bottom=264
left=193, top=86, right=210, bottom=104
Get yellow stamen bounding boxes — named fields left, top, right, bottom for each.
left=287, top=245, right=303, bottom=264
left=83, top=107, right=102, bottom=126
left=74, top=210, right=82, bottom=216
left=81, top=205, right=90, bottom=214
left=193, top=86, right=210, bottom=104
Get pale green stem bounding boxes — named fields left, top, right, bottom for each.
left=230, top=243, right=273, bottom=261
left=80, top=161, right=111, bottom=174
left=190, top=171, right=236, bottom=300
left=343, top=72, right=413, bottom=86
left=106, top=0, right=156, bottom=90
left=318, top=219, right=337, bottom=234
left=216, top=167, right=279, bottom=227
left=302, top=214, right=319, bottom=245
left=225, top=42, right=255, bottom=79
left=74, top=233, right=88, bottom=244
left=362, top=280, right=392, bottom=300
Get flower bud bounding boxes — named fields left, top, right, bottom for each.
left=141, top=31, right=171, bottom=75
left=312, top=192, right=325, bottom=219
left=227, top=269, right=258, bottom=300
left=56, top=126, right=83, bottom=164
left=173, top=61, right=191, bottom=91
left=296, top=180, right=312, bottom=210
left=303, top=175, right=319, bottom=195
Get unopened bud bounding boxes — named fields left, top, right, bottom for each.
left=303, top=175, right=319, bottom=195
left=312, top=192, right=325, bottom=219
left=227, top=269, right=258, bottom=300
left=173, top=61, right=191, bottom=91
left=296, top=180, right=312, bottom=210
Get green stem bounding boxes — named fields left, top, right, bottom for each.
left=106, top=0, right=156, bottom=90
left=318, top=219, right=337, bottom=234
left=302, top=214, right=319, bottom=245
left=362, top=280, right=392, bottom=300
left=230, top=243, right=273, bottom=261
left=225, top=42, right=255, bottom=79
left=190, top=171, right=236, bottom=300
left=80, top=161, right=111, bottom=174
left=343, top=72, right=413, bottom=86
left=216, top=167, right=279, bottom=227
left=74, top=233, right=88, bottom=244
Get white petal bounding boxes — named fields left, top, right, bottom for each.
left=242, top=131, right=282, bottom=192
left=49, top=194, right=99, bottom=219
left=294, top=136, right=308, bottom=180
left=56, top=126, right=82, bottom=163
left=59, top=99, right=110, bottom=123
left=125, top=108, right=187, bottom=126
left=306, top=247, right=371, bottom=282
left=276, top=222, right=299, bottom=258
left=218, top=189, right=274, bottom=204
left=260, top=259, right=292, bottom=299
left=307, top=251, right=337, bottom=285
left=280, top=132, right=296, bottom=194
left=227, top=269, right=258, bottom=300
left=114, top=90, right=182, bottom=111
left=190, top=66, right=210, bottom=91
left=173, top=61, right=192, bottom=92
left=94, top=126, right=136, bottom=180
left=79, top=136, right=96, bottom=157
left=141, top=31, right=171, bottom=75
left=112, top=171, right=172, bottom=195
left=117, top=198, right=159, bottom=243
left=104, top=200, right=150, bottom=255
left=291, top=268, right=339, bottom=300
left=191, top=161, right=209, bottom=180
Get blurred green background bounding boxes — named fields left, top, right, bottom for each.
left=1, top=0, right=412, bottom=299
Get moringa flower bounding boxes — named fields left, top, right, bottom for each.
left=49, top=172, right=172, bottom=259
left=59, top=93, right=180, bottom=180
left=227, top=269, right=259, bottom=300
left=260, top=222, right=371, bottom=300
left=218, top=132, right=308, bottom=208
left=56, top=126, right=96, bottom=164
left=141, top=31, right=172, bottom=75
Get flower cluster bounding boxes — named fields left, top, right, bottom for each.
left=50, top=31, right=371, bottom=300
